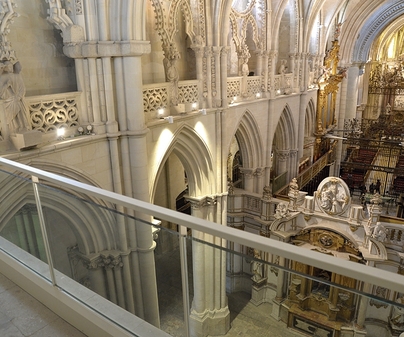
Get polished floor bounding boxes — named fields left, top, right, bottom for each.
left=0, top=272, right=87, bottom=337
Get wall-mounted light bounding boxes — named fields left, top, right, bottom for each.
left=57, top=127, right=66, bottom=140
left=158, top=108, right=165, bottom=119
left=256, top=93, right=261, bottom=98
left=78, top=126, right=84, bottom=135
left=163, top=116, right=174, bottom=123
left=86, top=124, right=93, bottom=135
left=192, top=103, right=198, bottom=111
left=199, top=109, right=207, bottom=116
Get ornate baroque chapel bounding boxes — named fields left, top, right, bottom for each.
left=0, top=0, right=404, bottom=337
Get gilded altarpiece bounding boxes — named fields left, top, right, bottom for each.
left=314, top=40, right=346, bottom=160
left=287, top=228, right=363, bottom=336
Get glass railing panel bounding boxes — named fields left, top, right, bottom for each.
left=34, top=180, right=189, bottom=336
left=0, top=168, right=52, bottom=282
left=186, top=232, right=404, bottom=337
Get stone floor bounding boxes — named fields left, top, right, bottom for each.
left=0, top=272, right=87, bottom=337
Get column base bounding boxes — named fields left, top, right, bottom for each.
left=250, top=279, right=267, bottom=306
left=271, top=298, right=283, bottom=321
left=189, top=306, right=230, bottom=337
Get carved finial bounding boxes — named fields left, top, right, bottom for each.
left=0, top=0, right=19, bottom=62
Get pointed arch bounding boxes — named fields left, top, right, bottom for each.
left=274, top=104, right=296, bottom=151
left=305, top=98, right=316, bottom=138
left=151, top=125, right=215, bottom=200
left=233, top=110, right=264, bottom=169
left=0, top=164, right=117, bottom=255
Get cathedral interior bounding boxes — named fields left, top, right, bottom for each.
left=0, top=0, right=404, bottom=337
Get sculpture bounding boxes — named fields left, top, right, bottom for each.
left=0, top=60, right=31, bottom=135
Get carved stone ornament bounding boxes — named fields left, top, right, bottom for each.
left=315, top=177, right=350, bottom=216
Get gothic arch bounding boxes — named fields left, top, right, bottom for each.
left=304, top=98, right=316, bottom=138
left=273, top=104, right=296, bottom=151
left=343, top=2, right=404, bottom=63
left=151, top=125, right=215, bottom=200
left=0, top=169, right=117, bottom=255
left=233, top=110, right=264, bottom=169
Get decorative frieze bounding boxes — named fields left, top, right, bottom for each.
left=29, top=96, right=79, bottom=132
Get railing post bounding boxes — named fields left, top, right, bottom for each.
left=31, top=176, right=57, bottom=286
left=179, top=225, right=190, bottom=337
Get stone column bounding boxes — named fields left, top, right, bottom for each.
left=289, top=150, right=298, bottom=180
left=269, top=51, right=278, bottom=98
left=297, top=92, right=308, bottom=162
left=212, top=46, right=222, bottom=107
left=205, top=47, right=213, bottom=108
left=356, top=282, right=372, bottom=330
left=192, top=46, right=205, bottom=108
left=83, top=256, right=108, bottom=299
left=345, top=65, right=360, bottom=120
left=240, top=168, right=255, bottom=193
left=333, top=66, right=348, bottom=176
left=188, top=197, right=230, bottom=337
left=271, top=256, right=285, bottom=320
left=255, top=49, right=264, bottom=77
left=220, top=47, right=230, bottom=109
left=276, top=149, right=289, bottom=177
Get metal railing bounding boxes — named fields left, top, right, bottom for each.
left=1, top=157, right=404, bottom=336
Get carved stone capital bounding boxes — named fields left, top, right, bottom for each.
left=240, top=167, right=255, bottom=179
left=276, top=149, right=290, bottom=161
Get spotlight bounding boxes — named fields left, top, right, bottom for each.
left=86, top=124, right=93, bottom=135
left=158, top=108, right=165, bottom=118
left=192, top=103, right=198, bottom=111
left=77, top=126, right=84, bottom=135
left=199, top=109, right=207, bottom=116
left=57, top=127, right=66, bottom=140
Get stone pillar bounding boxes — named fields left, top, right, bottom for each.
left=345, top=65, right=360, bottom=120
left=276, top=149, right=289, bottom=178
left=298, top=92, right=308, bottom=162
left=269, top=51, right=278, bottom=98
left=192, top=46, right=205, bottom=108
left=356, top=282, right=372, bottom=329
left=188, top=197, right=230, bottom=337
left=205, top=47, right=213, bottom=108
left=255, top=49, right=264, bottom=77
left=262, top=51, right=269, bottom=94
left=271, top=256, right=285, bottom=320
left=333, top=65, right=349, bottom=176
left=220, top=47, right=230, bottom=109
left=240, top=167, right=255, bottom=193
left=289, top=150, right=298, bottom=180
left=212, top=47, right=222, bottom=107
left=120, top=49, right=160, bottom=327
left=83, top=256, right=108, bottom=299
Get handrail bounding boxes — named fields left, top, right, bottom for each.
left=0, top=156, right=404, bottom=294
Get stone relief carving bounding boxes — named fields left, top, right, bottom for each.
left=0, top=61, right=31, bottom=135
left=275, top=202, right=289, bottom=219
left=0, top=0, right=18, bottom=62
left=46, top=0, right=84, bottom=43
left=315, top=177, right=350, bottom=215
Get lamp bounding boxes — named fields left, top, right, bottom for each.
left=57, top=127, right=65, bottom=140
left=192, top=103, right=198, bottom=111
left=157, top=108, right=165, bottom=119
left=86, top=124, right=93, bottom=135
left=77, top=126, right=84, bottom=135
left=199, top=109, right=207, bottom=116
left=164, top=116, right=174, bottom=123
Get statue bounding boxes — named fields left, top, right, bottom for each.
left=372, top=222, right=387, bottom=242
left=262, top=185, right=272, bottom=201
left=0, top=60, right=31, bottom=135
left=275, top=202, right=289, bottom=219
left=251, top=249, right=264, bottom=283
